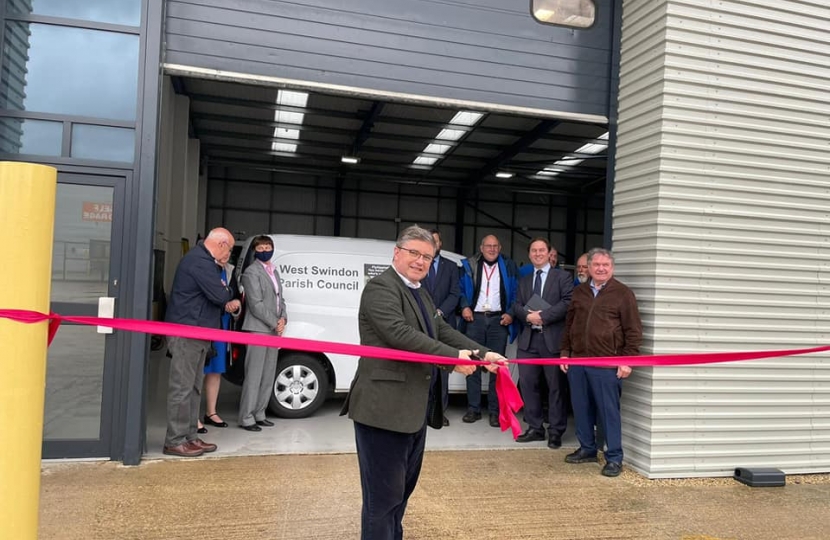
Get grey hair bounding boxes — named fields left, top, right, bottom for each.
left=587, top=247, right=614, bottom=265
left=397, top=225, right=436, bottom=249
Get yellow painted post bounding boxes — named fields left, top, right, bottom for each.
left=0, top=161, right=57, bottom=539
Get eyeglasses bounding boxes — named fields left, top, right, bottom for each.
left=481, top=244, right=500, bottom=249
left=396, top=245, right=434, bottom=263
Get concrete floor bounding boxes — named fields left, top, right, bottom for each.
left=39, top=450, right=830, bottom=540
left=145, top=348, right=576, bottom=458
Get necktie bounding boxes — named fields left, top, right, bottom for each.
left=427, top=262, right=437, bottom=293
left=265, top=263, right=274, bottom=276
left=534, top=269, right=543, bottom=296
left=409, top=288, right=434, bottom=338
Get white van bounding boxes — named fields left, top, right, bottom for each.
left=228, top=234, right=510, bottom=419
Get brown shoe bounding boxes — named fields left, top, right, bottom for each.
left=189, top=439, right=217, bottom=453
left=163, top=442, right=204, bottom=457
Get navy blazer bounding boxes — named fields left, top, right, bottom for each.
left=424, top=255, right=461, bottom=329
left=512, top=267, right=574, bottom=354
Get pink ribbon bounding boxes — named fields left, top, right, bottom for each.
left=4, top=308, right=830, bottom=439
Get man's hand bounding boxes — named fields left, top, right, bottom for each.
left=224, top=299, right=241, bottom=313
left=617, top=365, right=632, bottom=379
left=499, top=313, right=513, bottom=326
left=482, top=352, right=507, bottom=373
left=276, top=317, right=286, bottom=336
left=526, top=310, right=543, bottom=326
left=560, top=354, right=569, bottom=373
left=462, top=307, right=474, bottom=322
left=454, top=350, right=477, bottom=376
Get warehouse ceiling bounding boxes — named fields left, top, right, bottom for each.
left=173, top=77, right=609, bottom=196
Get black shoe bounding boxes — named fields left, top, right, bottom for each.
left=256, top=419, right=275, bottom=427
left=197, top=426, right=208, bottom=434
left=488, top=414, right=500, bottom=428
left=602, top=462, right=622, bottom=477
left=547, top=435, right=562, bottom=449
left=565, top=449, right=598, bottom=464
left=462, top=411, right=482, bottom=423
left=442, top=416, right=450, bottom=427
left=240, top=424, right=262, bottom=432
left=516, top=428, right=546, bottom=443
left=204, top=413, right=228, bottom=428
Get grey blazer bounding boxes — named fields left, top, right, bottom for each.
left=240, top=261, right=287, bottom=334
left=341, top=267, right=489, bottom=433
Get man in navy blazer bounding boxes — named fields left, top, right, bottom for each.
left=512, top=238, right=574, bottom=449
left=423, top=229, right=462, bottom=426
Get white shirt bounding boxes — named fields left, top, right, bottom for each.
left=532, top=263, right=551, bottom=297
left=474, top=261, right=502, bottom=312
left=393, top=267, right=421, bottom=289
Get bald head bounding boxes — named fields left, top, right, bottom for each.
left=204, top=228, right=234, bottom=263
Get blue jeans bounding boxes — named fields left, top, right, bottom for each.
left=464, top=313, right=508, bottom=414
left=568, top=365, right=623, bottom=463
left=354, top=421, right=427, bottom=540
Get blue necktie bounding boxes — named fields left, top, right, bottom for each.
left=534, top=269, right=543, bottom=296
left=427, top=263, right=437, bottom=294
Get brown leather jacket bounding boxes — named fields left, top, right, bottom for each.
left=560, top=277, right=642, bottom=361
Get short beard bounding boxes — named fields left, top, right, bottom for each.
left=577, top=274, right=588, bottom=284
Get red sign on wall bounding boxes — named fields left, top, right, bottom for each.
left=82, top=202, right=113, bottom=222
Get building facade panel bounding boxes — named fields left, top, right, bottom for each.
left=164, top=0, right=614, bottom=116
left=615, top=0, right=830, bottom=477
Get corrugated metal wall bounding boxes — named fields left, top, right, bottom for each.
left=164, top=0, right=613, bottom=117
left=614, top=0, right=830, bottom=477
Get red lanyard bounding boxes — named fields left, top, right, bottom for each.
left=483, top=263, right=497, bottom=297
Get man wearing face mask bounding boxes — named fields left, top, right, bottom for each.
left=238, top=235, right=287, bottom=431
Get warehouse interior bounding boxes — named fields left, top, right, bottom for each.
left=146, top=73, right=610, bottom=454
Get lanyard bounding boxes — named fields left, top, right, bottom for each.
left=483, top=262, right=497, bottom=297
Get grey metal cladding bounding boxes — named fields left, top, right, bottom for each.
left=164, top=0, right=613, bottom=116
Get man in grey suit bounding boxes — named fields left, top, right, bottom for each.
left=341, top=225, right=506, bottom=540
left=238, top=235, right=287, bottom=431
left=512, top=238, right=574, bottom=448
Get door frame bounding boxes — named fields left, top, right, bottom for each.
left=41, top=170, right=128, bottom=459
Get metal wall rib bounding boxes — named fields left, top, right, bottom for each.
left=615, top=0, right=830, bottom=477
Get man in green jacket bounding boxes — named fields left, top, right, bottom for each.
left=341, top=225, right=506, bottom=540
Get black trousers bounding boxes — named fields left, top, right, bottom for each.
left=354, top=421, right=428, bottom=540
left=517, top=331, right=567, bottom=436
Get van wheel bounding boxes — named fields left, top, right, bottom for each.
left=269, top=354, right=329, bottom=418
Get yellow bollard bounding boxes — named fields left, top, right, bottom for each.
left=0, top=161, right=57, bottom=540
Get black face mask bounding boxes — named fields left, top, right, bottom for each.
left=254, top=251, right=273, bottom=262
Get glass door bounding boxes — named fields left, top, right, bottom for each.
left=42, top=172, right=125, bottom=458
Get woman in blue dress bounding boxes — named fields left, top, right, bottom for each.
left=199, top=260, right=240, bottom=432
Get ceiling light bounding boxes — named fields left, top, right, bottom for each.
left=341, top=156, right=360, bottom=164
left=435, top=128, right=466, bottom=141
left=423, top=143, right=451, bottom=155
left=272, top=142, right=297, bottom=153
left=496, top=171, right=514, bottom=179
left=413, top=156, right=438, bottom=166
left=449, top=111, right=484, bottom=126
left=276, top=90, right=308, bottom=108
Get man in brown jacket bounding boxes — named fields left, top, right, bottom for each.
left=560, top=247, right=642, bottom=477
